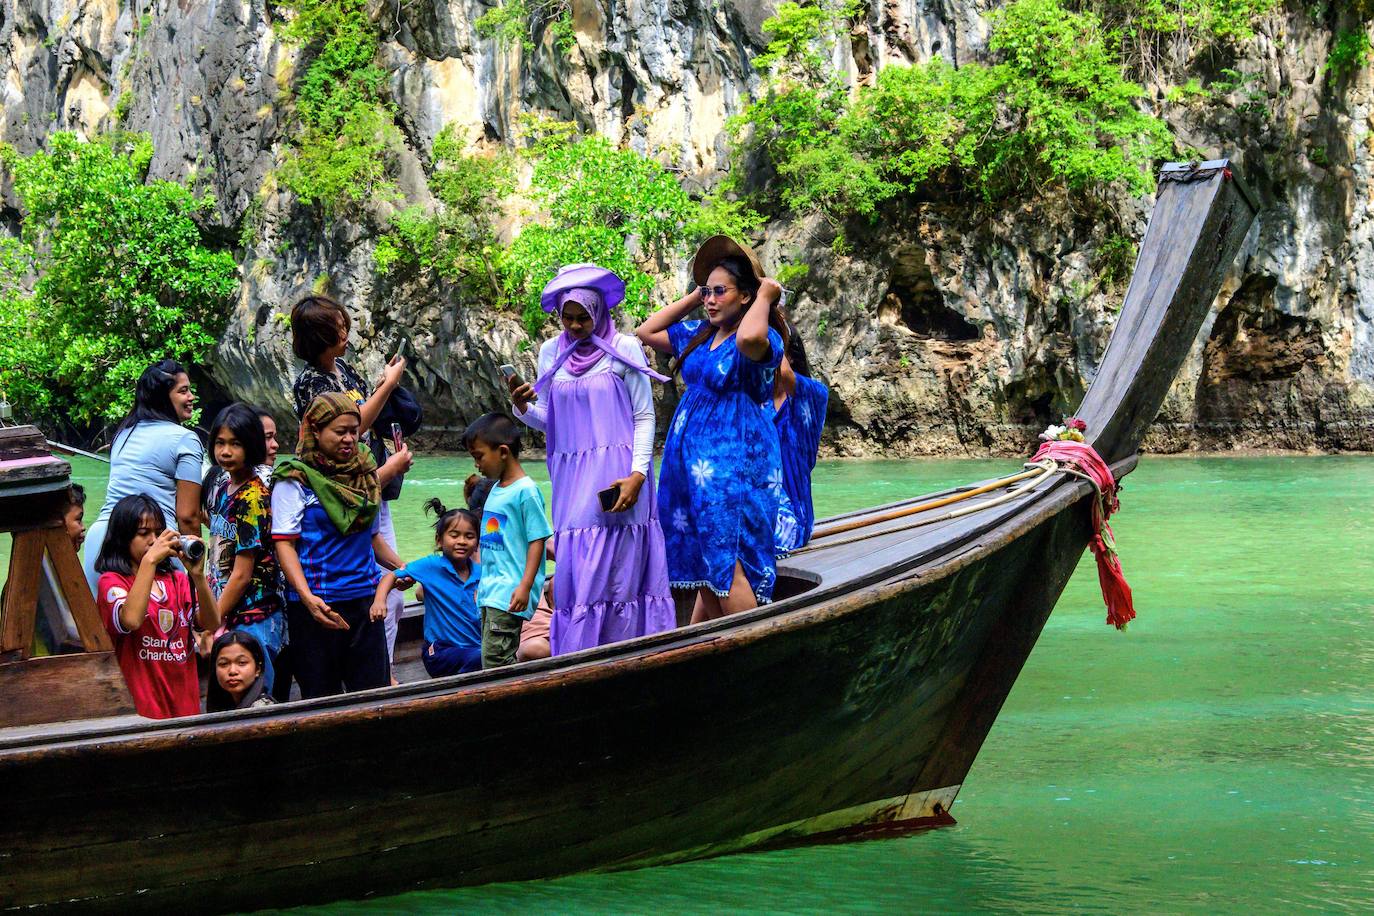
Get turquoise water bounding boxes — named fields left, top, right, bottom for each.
left=36, top=455, right=1374, bottom=911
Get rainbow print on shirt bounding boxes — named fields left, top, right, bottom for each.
left=481, top=510, right=507, bottom=555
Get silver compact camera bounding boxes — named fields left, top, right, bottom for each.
left=178, top=536, right=205, bottom=562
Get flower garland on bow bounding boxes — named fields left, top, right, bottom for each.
left=1031, top=417, right=1135, bottom=630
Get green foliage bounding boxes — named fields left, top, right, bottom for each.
left=1097, top=232, right=1137, bottom=286
left=1088, top=0, right=1277, bottom=44
left=753, top=0, right=860, bottom=77
left=275, top=0, right=397, bottom=214
left=1164, top=78, right=1210, bottom=103
left=498, top=118, right=759, bottom=333
left=0, top=132, right=238, bottom=426
left=1327, top=27, right=1373, bottom=79
left=475, top=0, right=575, bottom=53
left=374, top=125, right=515, bottom=298
left=731, top=0, right=1172, bottom=224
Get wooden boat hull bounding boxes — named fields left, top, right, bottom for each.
left=1, top=468, right=1099, bottom=911
left=0, top=160, right=1256, bottom=911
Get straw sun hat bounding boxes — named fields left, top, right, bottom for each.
left=691, top=235, right=767, bottom=286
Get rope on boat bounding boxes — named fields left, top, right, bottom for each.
left=789, top=460, right=1060, bottom=556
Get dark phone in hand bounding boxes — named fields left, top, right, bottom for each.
left=390, top=422, right=404, bottom=452
left=598, top=485, right=620, bottom=512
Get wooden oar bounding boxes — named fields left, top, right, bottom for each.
left=810, top=465, right=1051, bottom=541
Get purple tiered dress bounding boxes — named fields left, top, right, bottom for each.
left=518, top=299, right=675, bottom=655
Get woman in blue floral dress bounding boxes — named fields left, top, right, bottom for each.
left=637, top=236, right=787, bottom=622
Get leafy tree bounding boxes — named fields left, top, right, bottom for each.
left=0, top=132, right=238, bottom=427
left=730, top=0, right=1173, bottom=224
left=1327, top=26, right=1373, bottom=79
left=1086, top=0, right=1279, bottom=77
left=274, top=0, right=398, bottom=214
left=374, top=125, right=516, bottom=298
left=475, top=0, right=576, bottom=52
left=498, top=118, right=759, bottom=333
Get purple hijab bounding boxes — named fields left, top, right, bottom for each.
left=533, top=287, right=668, bottom=393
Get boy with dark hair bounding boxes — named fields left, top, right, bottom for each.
left=464, top=413, right=551, bottom=668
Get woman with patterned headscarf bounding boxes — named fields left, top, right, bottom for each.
left=507, top=263, right=676, bottom=655
left=270, top=392, right=404, bottom=697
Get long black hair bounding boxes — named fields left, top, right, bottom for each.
left=206, top=630, right=267, bottom=713
left=423, top=497, right=480, bottom=542
left=784, top=319, right=812, bottom=378
left=95, top=494, right=172, bottom=577
left=111, top=360, right=187, bottom=442
left=209, top=402, right=268, bottom=470
left=675, top=256, right=790, bottom=383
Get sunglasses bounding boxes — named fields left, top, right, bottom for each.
left=697, top=284, right=737, bottom=300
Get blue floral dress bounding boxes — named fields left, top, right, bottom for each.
left=763, top=374, right=830, bottom=554
left=659, top=321, right=784, bottom=603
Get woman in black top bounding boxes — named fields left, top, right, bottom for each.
left=290, top=295, right=414, bottom=675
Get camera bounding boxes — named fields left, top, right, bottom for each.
left=178, top=536, right=205, bottom=562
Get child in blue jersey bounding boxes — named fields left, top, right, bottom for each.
left=464, top=414, right=552, bottom=669
left=372, top=498, right=483, bottom=678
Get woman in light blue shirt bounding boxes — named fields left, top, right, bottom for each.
left=83, top=360, right=205, bottom=594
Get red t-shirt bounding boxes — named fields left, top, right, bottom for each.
left=98, top=570, right=200, bottom=719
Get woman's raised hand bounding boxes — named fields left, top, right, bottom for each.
left=385, top=442, right=415, bottom=475
left=758, top=277, right=783, bottom=303
left=380, top=354, right=407, bottom=390
left=508, top=374, right=536, bottom=412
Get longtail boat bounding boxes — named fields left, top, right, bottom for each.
left=0, top=160, right=1256, bottom=911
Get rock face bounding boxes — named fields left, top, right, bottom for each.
left=2, top=0, right=1372, bottom=453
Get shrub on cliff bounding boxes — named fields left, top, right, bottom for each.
left=730, top=0, right=1172, bottom=223
left=274, top=0, right=399, bottom=214
left=0, top=132, right=238, bottom=428
left=373, top=125, right=515, bottom=298
left=498, top=118, right=759, bottom=334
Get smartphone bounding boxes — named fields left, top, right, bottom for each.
left=390, top=422, right=404, bottom=453
left=598, top=484, right=620, bottom=512
left=500, top=364, right=537, bottom=402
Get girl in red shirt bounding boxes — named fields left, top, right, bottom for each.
left=95, top=494, right=219, bottom=719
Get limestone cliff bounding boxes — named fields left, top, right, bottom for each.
left=2, top=0, right=1372, bottom=454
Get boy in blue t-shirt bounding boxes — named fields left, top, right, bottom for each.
left=464, top=414, right=552, bottom=669
left=371, top=498, right=483, bottom=678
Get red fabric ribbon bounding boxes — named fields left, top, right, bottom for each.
left=1031, top=439, right=1136, bottom=630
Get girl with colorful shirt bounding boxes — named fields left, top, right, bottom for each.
left=271, top=393, right=404, bottom=698
left=206, top=403, right=285, bottom=691
left=509, top=263, right=675, bottom=655
left=636, top=236, right=787, bottom=621
left=95, top=494, right=218, bottom=719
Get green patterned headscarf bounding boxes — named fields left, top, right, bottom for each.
left=273, top=392, right=380, bottom=535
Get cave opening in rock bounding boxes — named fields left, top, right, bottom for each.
left=1202, top=276, right=1325, bottom=383
left=620, top=65, right=638, bottom=124
left=887, top=248, right=980, bottom=341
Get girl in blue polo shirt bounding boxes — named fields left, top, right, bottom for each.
left=372, top=499, right=483, bottom=678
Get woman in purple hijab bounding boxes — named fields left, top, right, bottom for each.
left=508, top=263, right=676, bottom=654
